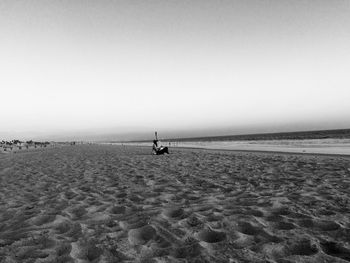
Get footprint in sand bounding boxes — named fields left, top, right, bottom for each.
left=186, top=215, right=202, bottom=227
left=314, top=219, right=341, bottom=231
left=162, top=206, right=186, bottom=219
left=71, top=239, right=102, bottom=262
left=128, top=225, right=157, bottom=245
left=54, top=220, right=72, bottom=234
left=109, top=205, right=127, bottom=214
left=320, top=241, right=350, bottom=261
left=68, top=206, right=88, bottom=220
left=120, top=215, right=150, bottom=230
left=65, top=222, right=83, bottom=241
left=237, top=221, right=263, bottom=236
left=246, top=208, right=265, bottom=217
left=274, top=221, right=296, bottom=230
left=55, top=242, right=73, bottom=259
left=31, top=214, right=56, bottom=226
left=171, top=237, right=201, bottom=259
left=196, top=228, right=226, bottom=243
left=285, top=237, right=319, bottom=256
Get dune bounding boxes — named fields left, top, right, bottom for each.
left=0, top=144, right=350, bottom=262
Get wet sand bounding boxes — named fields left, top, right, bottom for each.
left=119, top=138, right=350, bottom=155
left=174, top=139, right=350, bottom=155
left=1, top=145, right=350, bottom=262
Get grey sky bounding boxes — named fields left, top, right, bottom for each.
left=1, top=0, right=350, bottom=140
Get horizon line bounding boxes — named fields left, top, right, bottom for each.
left=108, top=127, right=350, bottom=143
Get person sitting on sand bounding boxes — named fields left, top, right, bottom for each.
left=152, top=140, right=169, bottom=155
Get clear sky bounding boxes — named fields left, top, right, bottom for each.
left=1, top=0, right=350, bottom=140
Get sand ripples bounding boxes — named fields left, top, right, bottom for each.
left=1, top=145, right=350, bottom=262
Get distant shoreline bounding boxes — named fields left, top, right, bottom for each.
left=104, top=128, right=350, bottom=156
left=108, top=128, right=350, bottom=143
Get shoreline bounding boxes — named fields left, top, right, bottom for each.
left=104, top=142, right=350, bottom=158
left=175, top=146, right=350, bottom=158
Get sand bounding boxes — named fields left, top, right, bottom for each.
left=0, top=144, right=55, bottom=155
left=117, top=138, right=350, bottom=155
left=1, top=145, right=350, bottom=262
left=173, top=139, right=350, bottom=155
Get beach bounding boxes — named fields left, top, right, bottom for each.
left=1, top=144, right=350, bottom=262
left=116, top=138, right=350, bottom=156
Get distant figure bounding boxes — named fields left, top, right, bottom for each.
left=152, top=140, right=169, bottom=155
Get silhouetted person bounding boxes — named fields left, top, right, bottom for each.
left=152, top=140, right=169, bottom=155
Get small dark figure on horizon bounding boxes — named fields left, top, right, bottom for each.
left=152, top=140, right=169, bottom=155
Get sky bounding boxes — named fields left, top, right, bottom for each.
left=1, top=0, right=350, bottom=140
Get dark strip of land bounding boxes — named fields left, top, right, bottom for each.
left=126, top=128, right=350, bottom=143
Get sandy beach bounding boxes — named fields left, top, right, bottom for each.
left=117, top=138, right=350, bottom=156
left=173, top=139, right=350, bottom=155
left=1, top=144, right=350, bottom=262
